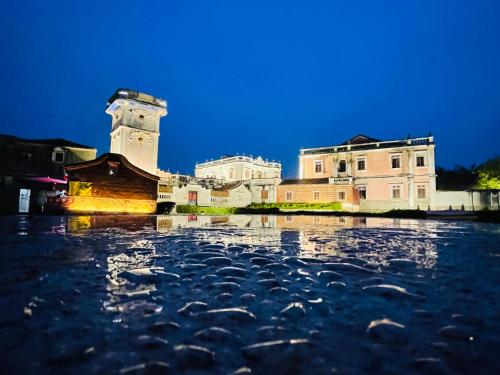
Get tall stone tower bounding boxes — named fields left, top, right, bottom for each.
left=106, top=89, right=167, bottom=175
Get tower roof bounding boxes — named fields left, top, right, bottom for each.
left=106, top=88, right=167, bottom=109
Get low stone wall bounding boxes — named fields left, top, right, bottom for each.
left=436, top=190, right=499, bottom=211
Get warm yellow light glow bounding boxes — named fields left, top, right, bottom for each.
left=65, top=196, right=156, bottom=214
left=69, top=181, right=93, bottom=196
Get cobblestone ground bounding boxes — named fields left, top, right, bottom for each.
left=0, top=215, right=499, bottom=375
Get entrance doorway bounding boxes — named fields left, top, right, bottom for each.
left=19, top=189, right=31, bottom=213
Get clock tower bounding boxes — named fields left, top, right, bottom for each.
left=106, top=89, right=167, bottom=175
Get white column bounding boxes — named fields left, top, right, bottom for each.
left=428, top=146, right=437, bottom=210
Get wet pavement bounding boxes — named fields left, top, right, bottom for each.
left=0, top=214, right=499, bottom=374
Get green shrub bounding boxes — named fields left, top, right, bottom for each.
left=176, top=205, right=238, bottom=215
left=247, top=202, right=342, bottom=210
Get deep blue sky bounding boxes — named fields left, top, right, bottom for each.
left=1, top=1, right=499, bottom=177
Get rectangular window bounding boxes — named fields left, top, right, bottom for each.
left=417, top=185, right=426, bottom=199
left=391, top=155, right=401, bottom=169
left=53, top=151, right=65, bottom=163
left=261, top=189, right=269, bottom=200
left=391, top=185, right=401, bottom=199
left=313, top=191, right=320, bottom=200
left=286, top=191, right=293, bottom=201
left=416, top=155, right=426, bottom=167
left=314, top=160, right=323, bottom=173
left=357, top=157, right=366, bottom=171
left=338, top=160, right=347, bottom=173
left=358, top=186, right=367, bottom=200
left=338, top=191, right=346, bottom=201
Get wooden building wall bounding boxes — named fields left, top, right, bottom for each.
left=65, top=155, right=158, bottom=214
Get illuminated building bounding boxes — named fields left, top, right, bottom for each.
left=65, top=153, right=159, bottom=214
left=278, top=134, right=437, bottom=211
left=106, top=89, right=167, bottom=175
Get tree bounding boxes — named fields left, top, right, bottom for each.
left=475, top=156, right=500, bottom=190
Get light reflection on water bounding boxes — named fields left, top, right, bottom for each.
left=1, top=214, right=499, bottom=374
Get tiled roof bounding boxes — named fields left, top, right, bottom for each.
left=340, top=134, right=381, bottom=145
left=280, top=178, right=329, bottom=185
left=212, top=181, right=244, bottom=191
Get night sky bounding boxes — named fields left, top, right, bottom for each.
left=1, top=1, right=499, bottom=177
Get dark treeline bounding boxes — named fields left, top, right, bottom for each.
left=436, top=156, right=500, bottom=190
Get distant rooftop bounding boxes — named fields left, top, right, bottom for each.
left=280, top=178, right=329, bottom=185
left=301, top=134, right=434, bottom=155
left=196, top=155, right=281, bottom=168
left=0, top=133, right=96, bottom=150
left=106, top=88, right=167, bottom=109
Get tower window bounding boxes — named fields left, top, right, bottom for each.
left=139, top=115, right=144, bottom=120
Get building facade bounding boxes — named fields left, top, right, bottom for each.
left=0, top=134, right=96, bottom=214
left=157, top=175, right=253, bottom=209
left=65, top=153, right=159, bottom=214
left=106, top=89, right=167, bottom=175
left=195, top=155, right=281, bottom=181
left=194, top=155, right=281, bottom=204
left=278, top=134, right=437, bottom=211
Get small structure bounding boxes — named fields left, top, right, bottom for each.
left=157, top=175, right=253, bottom=208
left=0, top=134, right=97, bottom=214
left=65, top=153, right=159, bottom=214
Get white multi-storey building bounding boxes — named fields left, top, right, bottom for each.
left=195, top=155, right=281, bottom=181
left=195, top=155, right=282, bottom=204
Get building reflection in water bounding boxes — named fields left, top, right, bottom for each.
left=67, top=214, right=438, bottom=270
left=65, top=214, right=439, bottom=321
